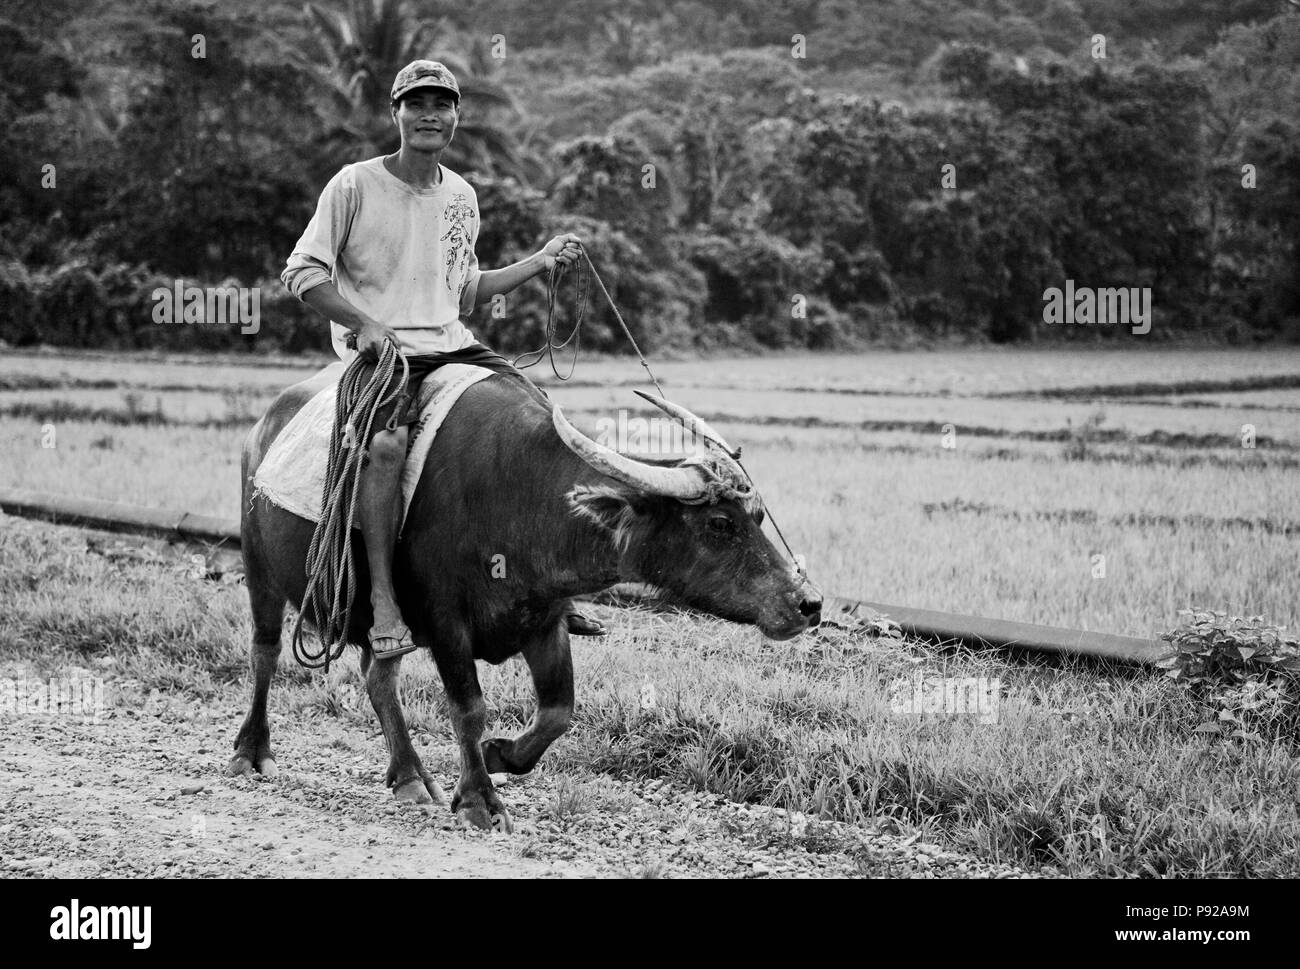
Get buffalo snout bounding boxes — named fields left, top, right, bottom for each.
left=799, top=591, right=823, bottom=627
left=758, top=575, right=823, bottom=640
left=796, top=576, right=823, bottom=629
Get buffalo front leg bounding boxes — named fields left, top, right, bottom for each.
left=432, top=631, right=513, bottom=833
left=362, top=648, right=446, bottom=806
left=482, top=623, right=573, bottom=776
left=229, top=550, right=286, bottom=778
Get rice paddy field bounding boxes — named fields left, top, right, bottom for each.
left=3, top=345, right=1299, bottom=878
left=3, top=346, right=1298, bottom=638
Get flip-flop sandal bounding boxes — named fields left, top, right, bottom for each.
left=369, top=621, right=418, bottom=659
left=566, top=612, right=607, bottom=637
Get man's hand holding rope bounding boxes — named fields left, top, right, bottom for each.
left=346, top=319, right=404, bottom=363
left=541, top=233, right=583, bottom=272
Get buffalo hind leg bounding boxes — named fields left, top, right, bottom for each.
left=229, top=561, right=286, bottom=778
left=432, top=626, right=512, bottom=832
left=362, top=646, right=446, bottom=806
left=482, top=623, right=573, bottom=776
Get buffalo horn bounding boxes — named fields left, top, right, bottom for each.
left=632, top=391, right=741, bottom=459
left=552, top=404, right=713, bottom=500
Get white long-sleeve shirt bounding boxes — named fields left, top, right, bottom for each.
left=281, top=156, right=483, bottom=360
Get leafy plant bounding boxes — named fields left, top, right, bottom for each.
left=1158, top=609, right=1300, bottom=684
left=1157, top=609, right=1300, bottom=741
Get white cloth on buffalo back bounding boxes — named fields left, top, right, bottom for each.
left=252, top=363, right=495, bottom=533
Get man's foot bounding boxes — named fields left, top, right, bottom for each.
left=369, top=620, right=418, bottom=659
left=566, top=612, right=606, bottom=637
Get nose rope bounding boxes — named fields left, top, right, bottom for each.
left=560, top=246, right=805, bottom=579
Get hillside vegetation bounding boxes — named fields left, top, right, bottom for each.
left=2, top=0, right=1297, bottom=351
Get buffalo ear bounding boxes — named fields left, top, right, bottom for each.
left=567, top=484, right=651, bottom=534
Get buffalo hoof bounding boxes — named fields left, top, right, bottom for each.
left=393, top=776, right=446, bottom=807
left=453, top=789, right=513, bottom=833
left=491, top=808, right=513, bottom=834
left=456, top=805, right=513, bottom=834
left=227, top=754, right=277, bottom=778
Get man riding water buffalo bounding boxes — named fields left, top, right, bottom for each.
left=238, top=60, right=823, bottom=829
left=279, top=59, right=605, bottom=658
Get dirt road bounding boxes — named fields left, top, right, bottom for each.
left=0, top=667, right=1042, bottom=879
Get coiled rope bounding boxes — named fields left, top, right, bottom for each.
left=515, top=250, right=666, bottom=398
left=290, top=340, right=409, bottom=671
left=512, top=257, right=587, bottom=381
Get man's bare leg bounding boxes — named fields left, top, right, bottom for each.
left=359, top=424, right=414, bottom=657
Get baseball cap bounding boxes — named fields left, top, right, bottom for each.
left=391, top=60, right=460, bottom=104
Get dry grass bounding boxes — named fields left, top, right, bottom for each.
left=2, top=518, right=1297, bottom=877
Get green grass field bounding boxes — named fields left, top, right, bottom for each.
left=3, top=346, right=1299, bottom=877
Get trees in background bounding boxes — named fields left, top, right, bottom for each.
left=1198, top=14, right=1300, bottom=339
left=0, top=16, right=87, bottom=266
left=294, top=0, right=530, bottom=180
left=1, top=0, right=1297, bottom=352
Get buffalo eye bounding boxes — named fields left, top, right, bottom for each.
left=707, top=514, right=735, bottom=535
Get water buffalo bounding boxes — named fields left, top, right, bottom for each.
left=230, top=364, right=822, bottom=830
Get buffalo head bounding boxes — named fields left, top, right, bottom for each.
left=554, top=394, right=823, bottom=640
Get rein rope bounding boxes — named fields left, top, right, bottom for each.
left=290, top=341, right=409, bottom=671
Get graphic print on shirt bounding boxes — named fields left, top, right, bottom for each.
left=441, top=193, right=476, bottom=300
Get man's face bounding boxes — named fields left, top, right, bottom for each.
left=392, top=88, right=459, bottom=153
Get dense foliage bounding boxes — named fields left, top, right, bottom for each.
left=1, top=0, right=1297, bottom=353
